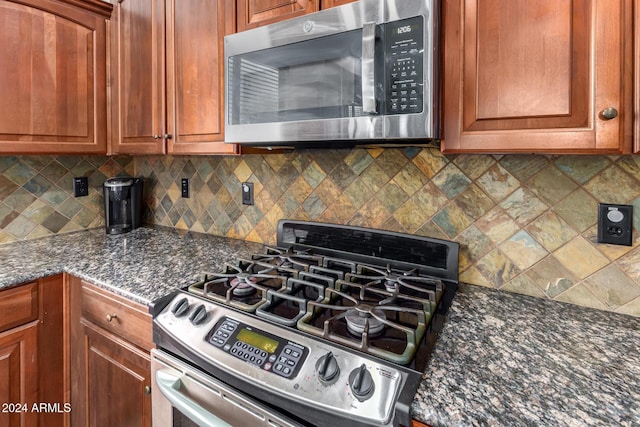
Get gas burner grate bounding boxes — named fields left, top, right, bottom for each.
left=347, top=264, right=444, bottom=307
left=251, top=246, right=323, bottom=272
left=255, top=278, right=329, bottom=326
left=188, top=259, right=288, bottom=312
left=297, top=286, right=428, bottom=365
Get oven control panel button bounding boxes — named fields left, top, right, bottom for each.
left=207, top=317, right=308, bottom=379
left=349, top=364, right=375, bottom=401
left=170, top=297, right=190, bottom=317
left=209, top=319, right=237, bottom=347
left=316, top=351, right=340, bottom=384
left=188, top=304, right=208, bottom=325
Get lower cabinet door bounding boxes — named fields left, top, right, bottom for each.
left=81, top=321, right=151, bottom=427
left=0, top=322, right=38, bottom=427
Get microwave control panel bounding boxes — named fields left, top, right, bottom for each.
left=384, top=16, right=424, bottom=115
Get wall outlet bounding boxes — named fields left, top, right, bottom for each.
left=73, top=177, right=89, bottom=197
left=181, top=178, right=190, bottom=198
left=597, top=203, right=633, bottom=246
left=242, top=182, right=254, bottom=205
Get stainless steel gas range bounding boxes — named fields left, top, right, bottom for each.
left=150, top=220, right=459, bottom=427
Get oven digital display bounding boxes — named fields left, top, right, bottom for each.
left=237, top=328, right=279, bottom=354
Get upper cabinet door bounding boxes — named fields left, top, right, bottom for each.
left=442, top=0, right=631, bottom=154
left=110, top=0, right=166, bottom=154
left=165, top=0, right=237, bottom=154
left=0, top=0, right=111, bottom=154
left=321, top=0, right=356, bottom=9
left=237, top=0, right=318, bottom=32
left=635, top=0, right=640, bottom=154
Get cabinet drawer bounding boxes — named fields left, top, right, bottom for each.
left=0, top=282, right=38, bottom=333
left=80, top=282, right=152, bottom=351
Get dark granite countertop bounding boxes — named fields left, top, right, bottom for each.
left=0, top=226, right=263, bottom=304
left=412, top=284, right=640, bottom=427
left=1, top=227, right=638, bottom=426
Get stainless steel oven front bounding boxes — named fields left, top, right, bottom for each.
left=151, top=349, right=303, bottom=427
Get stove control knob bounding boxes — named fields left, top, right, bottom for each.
left=189, top=304, right=208, bottom=325
left=316, top=352, right=340, bottom=384
left=171, top=297, right=190, bottom=317
left=349, top=364, right=375, bottom=401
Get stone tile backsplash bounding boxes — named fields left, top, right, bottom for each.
left=1, top=149, right=639, bottom=317
left=136, top=149, right=640, bottom=316
left=0, top=155, right=134, bottom=243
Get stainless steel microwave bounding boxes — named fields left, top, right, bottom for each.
left=224, top=0, right=439, bottom=147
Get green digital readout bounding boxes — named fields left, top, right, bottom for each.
left=236, top=328, right=279, bottom=354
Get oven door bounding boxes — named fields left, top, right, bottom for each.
left=151, top=349, right=303, bottom=427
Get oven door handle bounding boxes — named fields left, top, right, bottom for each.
left=155, top=369, right=232, bottom=427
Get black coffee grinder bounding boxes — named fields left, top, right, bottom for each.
left=103, top=177, right=144, bottom=234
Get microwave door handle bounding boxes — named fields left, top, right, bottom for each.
left=361, top=22, right=377, bottom=114
left=156, top=369, right=232, bottom=427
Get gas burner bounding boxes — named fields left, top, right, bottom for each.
left=344, top=305, right=387, bottom=336
left=230, top=273, right=258, bottom=297
left=378, top=267, right=417, bottom=292
left=252, top=246, right=323, bottom=272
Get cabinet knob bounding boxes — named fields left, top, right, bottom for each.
left=106, top=313, right=117, bottom=322
left=153, top=134, right=160, bottom=139
left=164, top=134, right=173, bottom=140
left=600, top=107, right=618, bottom=120
left=144, top=386, right=151, bottom=395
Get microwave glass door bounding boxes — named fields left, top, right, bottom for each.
left=228, top=30, right=365, bottom=125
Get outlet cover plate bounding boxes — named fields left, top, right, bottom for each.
left=73, top=177, right=89, bottom=197
left=242, top=182, right=254, bottom=205
left=597, top=203, right=633, bottom=246
left=181, top=178, right=189, bottom=198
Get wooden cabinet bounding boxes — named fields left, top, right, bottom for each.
left=0, top=284, right=38, bottom=427
left=67, top=276, right=152, bottom=427
left=320, top=0, right=356, bottom=8
left=110, top=0, right=237, bottom=155
left=0, top=276, right=64, bottom=427
left=0, top=0, right=112, bottom=154
left=0, top=324, right=38, bottom=427
left=442, top=0, right=632, bottom=154
left=237, top=0, right=318, bottom=32
left=635, top=0, right=640, bottom=153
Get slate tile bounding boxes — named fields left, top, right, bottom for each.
left=526, top=211, right=578, bottom=252
left=476, top=164, right=520, bottom=203
left=412, top=148, right=449, bottom=178
left=499, top=188, right=548, bottom=226
left=584, top=165, right=640, bottom=204
left=553, top=236, right=609, bottom=279
left=527, top=165, right=578, bottom=205
left=584, top=265, right=640, bottom=308
left=499, top=230, right=548, bottom=270
left=453, top=154, right=496, bottom=180
left=499, top=155, right=550, bottom=181
left=432, top=163, right=471, bottom=200
left=523, top=256, right=579, bottom=298
left=475, top=249, right=521, bottom=288
left=554, top=155, right=611, bottom=184
left=554, top=189, right=598, bottom=232
left=554, top=283, right=608, bottom=310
